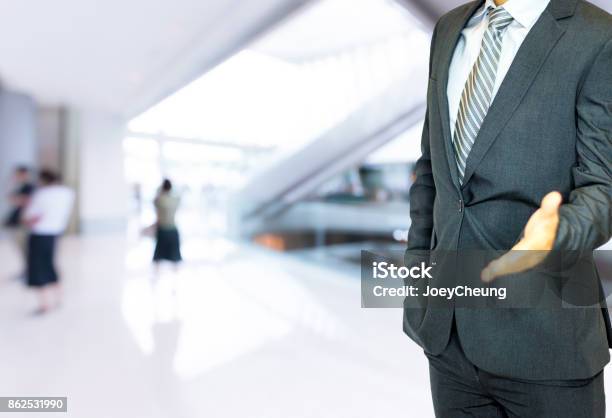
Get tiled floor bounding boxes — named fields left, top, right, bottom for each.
left=0, top=235, right=433, bottom=418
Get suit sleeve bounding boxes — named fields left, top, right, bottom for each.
left=405, top=23, right=440, bottom=263
left=553, top=37, right=612, bottom=253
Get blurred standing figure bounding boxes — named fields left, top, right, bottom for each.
left=22, top=170, right=74, bottom=315
left=3, top=166, right=35, bottom=274
left=153, top=179, right=182, bottom=270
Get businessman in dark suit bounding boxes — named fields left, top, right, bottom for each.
left=404, top=0, right=612, bottom=415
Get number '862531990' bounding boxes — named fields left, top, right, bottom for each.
left=8, top=398, right=64, bottom=409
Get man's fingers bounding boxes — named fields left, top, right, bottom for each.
left=482, top=250, right=549, bottom=282
left=481, top=261, right=498, bottom=283
left=481, top=191, right=561, bottom=282
left=540, top=191, right=562, bottom=215
left=481, top=251, right=524, bottom=282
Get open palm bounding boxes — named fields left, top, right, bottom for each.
left=481, top=191, right=562, bottom=282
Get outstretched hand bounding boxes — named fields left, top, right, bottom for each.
left=481, top=191, right=562, bottom=283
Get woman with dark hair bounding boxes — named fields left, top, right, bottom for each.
left=153, top=179, right=182, bottom=270
left=22, top=169, right=74, bottom=314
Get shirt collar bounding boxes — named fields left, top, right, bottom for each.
left=474, top=0, right=550, bottom=29
left=502, top=0, right=550, bottom=29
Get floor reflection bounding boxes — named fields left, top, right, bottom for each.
left=0, top=235, right=432, bottom=417
left=121, top=238, right=347, bottom=379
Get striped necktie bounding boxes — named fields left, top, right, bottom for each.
left=453, top=7, right=514, bottom=183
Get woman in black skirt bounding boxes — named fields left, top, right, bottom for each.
left=22, top=170, right=75, bottom=314
left=153, top=179, right=182, bottom=271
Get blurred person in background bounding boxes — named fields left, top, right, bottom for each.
left=22, top=169, right=74, bottom=315
left=153, top=179, right=182, bottom=272
left=3, top=166, right=35, bottom=278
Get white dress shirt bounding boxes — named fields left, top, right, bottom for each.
left=24, top=185, right=75, bottom=235
left=447, top=0, right=550, bottom=139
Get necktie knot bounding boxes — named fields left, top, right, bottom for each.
left=487, top=7, right=513, bottom=33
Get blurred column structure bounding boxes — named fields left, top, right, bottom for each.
left=63, top=108, right=129, bottom=234
left=0, top=89, right=37, bottom=229
left=37, top=106, right=65, bottom=173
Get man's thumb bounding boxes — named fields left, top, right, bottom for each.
left=541, top=191, right=562, bottom=214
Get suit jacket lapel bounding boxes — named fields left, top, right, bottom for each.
left=435, top=1, right=483, bottom=189
left=461, top=8, right=567, bottom=186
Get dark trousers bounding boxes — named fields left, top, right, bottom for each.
left=27, top=234, right=59, bottom=288
left=426, top=323, right=605, bottom=418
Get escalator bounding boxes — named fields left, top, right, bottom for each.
left=229, top=75, right=427, bottom=240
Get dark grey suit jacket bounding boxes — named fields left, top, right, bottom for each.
left=404, top=0, right=612, bottom=380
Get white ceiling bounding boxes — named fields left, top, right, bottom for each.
left=252, top=0, right=425, bottom=62
left=0, top=0, right=306, bottom=116
left=1, top=0, right=608, bottom=117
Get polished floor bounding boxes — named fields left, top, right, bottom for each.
left=0, top=235, right=433, bottom=418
